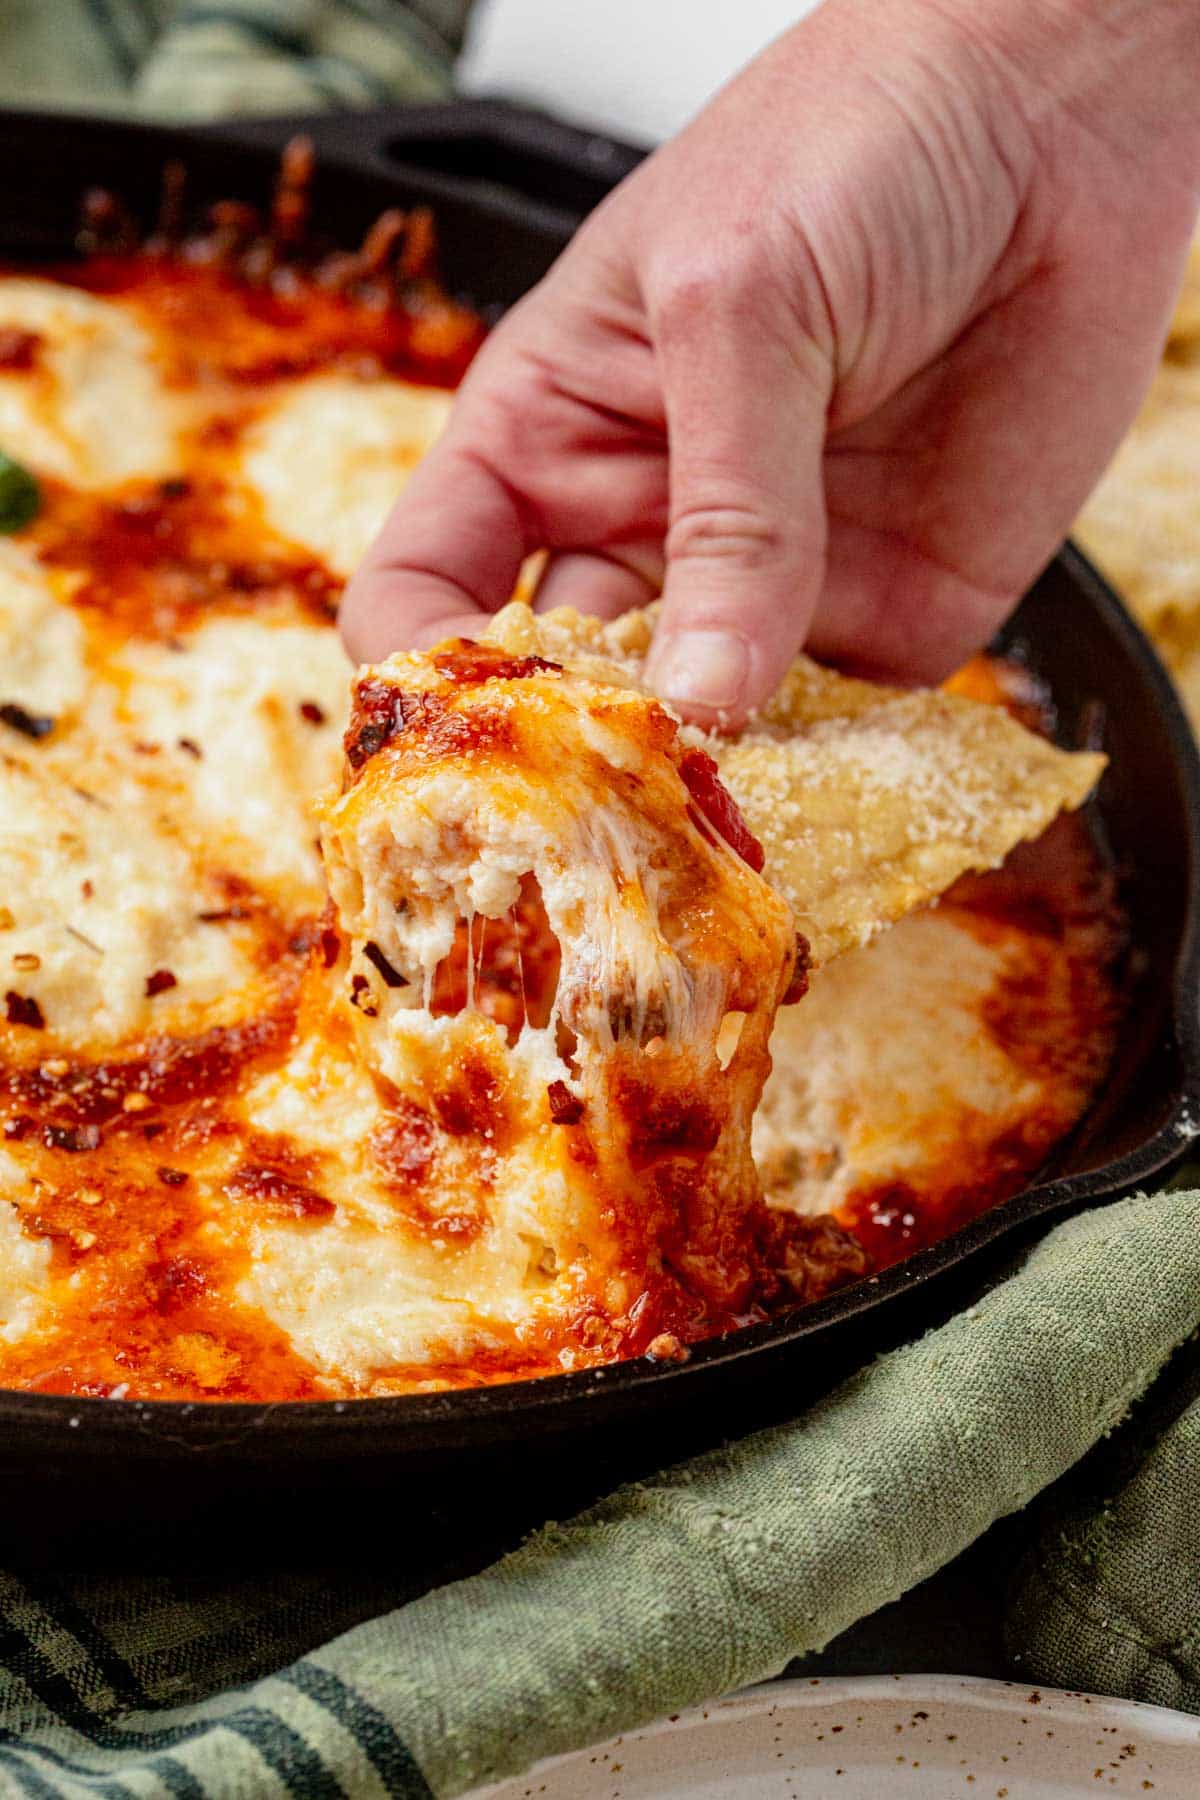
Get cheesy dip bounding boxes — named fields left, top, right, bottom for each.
left=0, top=176, right=1124, bottom=1400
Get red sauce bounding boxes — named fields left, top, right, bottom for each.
left=432, top=1055, right=504, bottom=1139
left=0, top=327, right=41, bottom=371
left=344, top=679, right=511, bottom=770
left=32, top=477, right=340, bottom=642
left=678, top=747, right=766, bottom=871
left=621, top=1080, right=722, bottom=1169
left=839, top=811, right=1125, bottom=1273
left=432, top=643, right=561, bottom=685
left=35, top=253, right=484, bottom=390
left=224, top=1162, right=336, bottom=1221
left=429, top=876, right=562, bottom=1040
left=1, top=1106, right=326, bottom=1401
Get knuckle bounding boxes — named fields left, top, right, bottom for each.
left=666, top=502, right=789, bottom=571
left=650, top=249, right=763, bottom=341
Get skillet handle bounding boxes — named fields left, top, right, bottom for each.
left=378, top=100, right=647, bottom=224
left=207, top=100, right=647, bottom=235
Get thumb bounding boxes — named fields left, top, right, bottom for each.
left=644, top=299, right=830, bottom=726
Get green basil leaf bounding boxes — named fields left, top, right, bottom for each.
left=0, top=451, right=41, bottom=534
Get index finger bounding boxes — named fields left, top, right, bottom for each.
left=339, top=434, right=529, bottom=664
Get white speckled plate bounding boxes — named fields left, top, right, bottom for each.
left=471, top=1675, right=1200, bottom=1798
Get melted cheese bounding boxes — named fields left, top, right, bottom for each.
left=754, top=818, right=1123, bottom=1261
left=240, top=373, right=453, bottom=576
left=0, top=279, right=179, bottom=487
left=0, top=744, right=262, bottom=1047
left=0, top=250, right=1123, bottom=1399
left=0, top=1154, right=51, bottom=1345
left=316, top=645, right=799, bottom=1366
left=108, top=616, right=350, bottom=901
left=0, top=538, right=87, bottom=718
left=756, top=910, right=1064, bottom=1212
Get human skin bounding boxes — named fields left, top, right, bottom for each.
left=341, top=0, right=1200, bottom=725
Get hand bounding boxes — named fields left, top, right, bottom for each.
left=341, top=0, right=1200, bottom=724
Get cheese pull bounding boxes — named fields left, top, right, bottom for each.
left=318, top=604, right=1102, bottom=1354
left=318, top=636, right=801, bottom=1350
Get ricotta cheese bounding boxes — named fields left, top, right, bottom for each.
left=239, top=373, right=453, bottom=576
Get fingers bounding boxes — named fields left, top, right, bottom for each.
left=808, top=520, right=1017, bottom=683
left=338, top=435, right=528, bottom=664
left=644, top=297, right=832, bottom=726
left=532, top=544, right=663, bottom=619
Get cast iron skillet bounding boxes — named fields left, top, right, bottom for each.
left=0, top=105, right=1196, bottom=1542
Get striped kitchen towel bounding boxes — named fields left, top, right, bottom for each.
left=0, top=0, right=473, bottom=119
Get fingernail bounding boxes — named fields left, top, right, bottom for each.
left=652, top=630, right=750, bottom=711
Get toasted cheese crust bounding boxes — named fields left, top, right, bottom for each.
left=0, top=240, right=1124, bottom=1401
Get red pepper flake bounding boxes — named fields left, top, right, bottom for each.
left=363, top=941, right=408, bottom=989
left=3, top=1115, right=33, bottom=1140
left=43, top=1122, right=100, bottom=1153
left=5, top=990, right=45, bottom=1029
left=678, top=748, right=765, bottom=872
left=0, top=703, right=55, bottom=741
left=349, top=973, right=379, bottom=1017
left=158, top=476, right=191, bottom=500
left=145, top=968, right=178, bottom=997
left=157, top=1165, right=189, bottom=1187
left=80, top=879, right=94, bottom=899
left=345, top=680, right=409, bottom=769
left=432, top=644, right=560, bottom=685
left=0, top=328, right=41, bottom=371
left=547, top=1079, right=584, bottom=1125
left=781, top=932, right=812, bottom=1005
left=177, top=737, right=202, bottom=759
left=319, top=925, right=340, bottom=968
left=298, top=699, right=326, bottom=725
left=225, top=1163, right=335, bottom=1220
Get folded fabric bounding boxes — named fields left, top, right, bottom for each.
left=0, top=0, right=168, bottom=114
left=0, top=1, right=471, bottom=119
left=1007, top=1317, right=1200, bottom=1709
left=1, top=1185, right=1198, bottom=1796
left=136, top=0, right=470, bottom=119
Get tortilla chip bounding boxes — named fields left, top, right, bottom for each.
left=485, top=601, right=1105, bottom=964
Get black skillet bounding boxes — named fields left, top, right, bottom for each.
left=0, top=104, right=1197, bottom=1552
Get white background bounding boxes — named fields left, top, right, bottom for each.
left=460, top=0, right=824, bottom=144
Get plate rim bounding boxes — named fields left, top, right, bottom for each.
left=469, top=1672, right=1200, bottom=1796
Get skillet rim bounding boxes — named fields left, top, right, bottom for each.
left=0, top=112, right=1194, bottom=1440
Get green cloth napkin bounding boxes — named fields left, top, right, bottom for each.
left=0, top=1186, right=1197, bottom=1796
left=1008, top=1300, right=1200, bottom=1710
